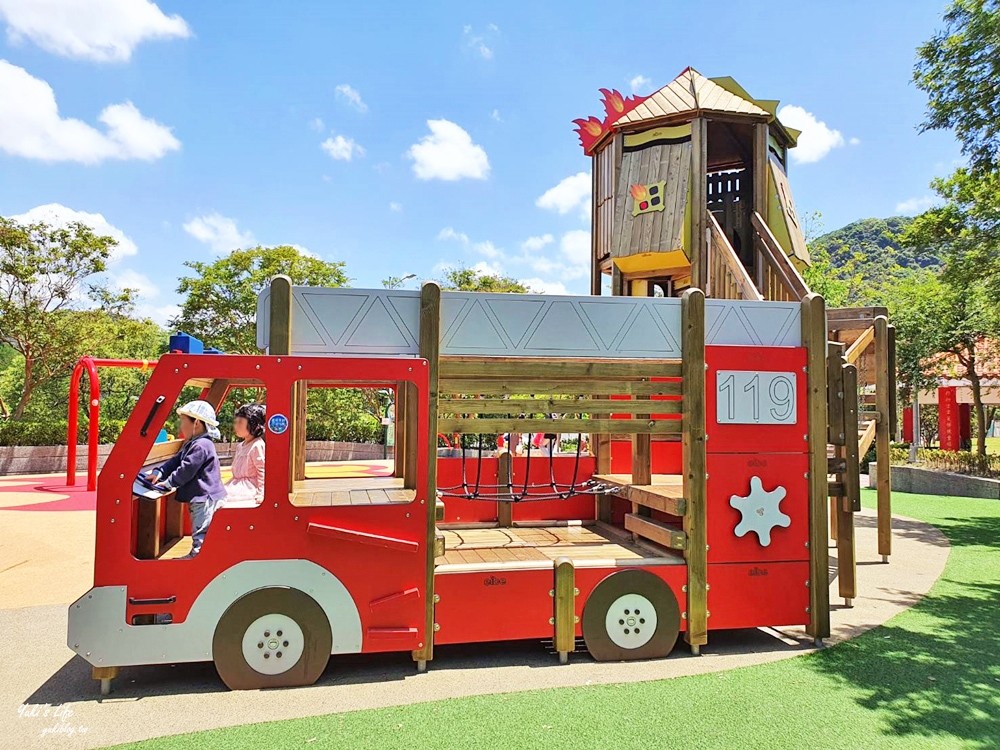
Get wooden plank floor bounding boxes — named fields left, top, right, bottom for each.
left=439, top=524, right=652, bottom=565
left=291, top=476, right=415, bottom=507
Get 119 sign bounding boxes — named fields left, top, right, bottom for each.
left=716, top=371, right=797, bottom=425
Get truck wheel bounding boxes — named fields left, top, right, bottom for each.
left=212, top=586, right=332, bottom=690
left=582, top=569, right=681, bottom=662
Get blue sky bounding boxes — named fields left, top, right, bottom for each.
left=0, top=0, right=961, bottom=324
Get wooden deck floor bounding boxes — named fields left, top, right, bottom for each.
left=438, top=523, right=676, bottom=565
left=290, top=477, right=415, bottom=507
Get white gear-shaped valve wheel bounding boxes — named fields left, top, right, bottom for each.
left=730, top=476, right=791, bottom=547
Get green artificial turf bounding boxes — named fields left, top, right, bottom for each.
left=109, top=490, right=1000, bottom=750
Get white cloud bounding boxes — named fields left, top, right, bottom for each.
left=110, top=268, right=159, bottom=299
left=437, top=227, right=470, bottom=244
left=630, top=74, right=652, bottom=94
left=321, top=134, right=365, bottom=161
left=559, top=230, right=591, bottom=278
left=289, top=243, right=318, bottom=258
left=849, top=136, right=861, bottom=146
left=183, top=213, right=255, bottom=254
left=462, top=25, right=496, bottom=59
left=309, top=117, right=325, bottom=132
left=536, top=172, right=591, bottom=219
left=519, top=277, right=568, bottom=295
left=895, top=196, right=938, bottom=215
left=407, top=119, right=490, bottom=181
left=471, top=260, right=502, bottom=276
left=521, top=234, right=554, bottom=252
left=335, top=83, right=367, bottom=113
left=490, top=108, right=502, bottom=122
left=11, top=203, right=138, bottom=261
left=778, top=104, right=846, bottom=164
left=0, top=60, right=180, bottom=164
left=472, top=240, right=501, bottom=259
left=389, top=202, right=402, bottom=212
left=0, top=0, right=189, bottom=62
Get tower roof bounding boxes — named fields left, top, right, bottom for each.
left=614, top=67, right=770, bottom=126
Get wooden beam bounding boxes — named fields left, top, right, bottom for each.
left=414, top=281, right=441, bottom=667
left=753, top=123, right=769, bottom=219
left=844, top=325, right=875, bottom=365
left=802, top=293, right=831, bottom=641
left=681, top=289, right=707, bottom=651
left=690, top=118, right=709, bottom=291
left=436, top=398, right=683, bottom=415
left=438, top=359, right=683, bottom=380
left=874, top=315, right=892, bottom=559
left=436, top=417, right=681, bottom=435
left=827, top=342, right=846, bottom=446
left=842, top=364, right=862, bottom=514
left=858, top=419, right=877, bottom=459
left=267, top=275, right=292, bottom=356
left=403, top=382, right=419, bottom=491
left=624, top=514, right=686, bottom=551
left=438, top=380, right=682, bottom=397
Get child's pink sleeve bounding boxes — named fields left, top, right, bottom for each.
left=252, top=441, right=266, bottom=500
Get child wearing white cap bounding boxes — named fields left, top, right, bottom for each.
left=146, top=400, right=225, bottom=558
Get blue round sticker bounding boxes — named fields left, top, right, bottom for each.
left=267, top=414, right=289, bottom=435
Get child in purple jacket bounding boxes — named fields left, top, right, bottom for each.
left=146, top=400, right=226, bottom=558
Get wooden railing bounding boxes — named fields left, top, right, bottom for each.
left=751, top=211, right=810, bottom=302
left=707, top=212, right=763, bottom=301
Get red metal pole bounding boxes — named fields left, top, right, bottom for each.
left=66, top=359, right=84, bottom=486
left=66, top=357, right=156, bottom=489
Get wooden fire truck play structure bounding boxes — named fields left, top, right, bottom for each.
left=68, top=68, right=896, bottom=694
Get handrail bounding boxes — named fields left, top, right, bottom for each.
left=844, top=325, right=876, bottom=366
left=750, top=212, right=810, bottom=301
left=67, top=357, right=156, bottom=490
left=707, top=213, right=763, bottom=301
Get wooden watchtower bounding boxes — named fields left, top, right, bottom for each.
left=576, top=67, right=810, bottom=302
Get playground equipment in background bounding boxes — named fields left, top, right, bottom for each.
left=67, top=68, right=897, bottom=695
left=67, top=357, right=156, bottom=491
left=66, top=334, right=219, bottom=491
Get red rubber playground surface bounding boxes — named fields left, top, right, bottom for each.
left=0, top=461, right=394, bottom=609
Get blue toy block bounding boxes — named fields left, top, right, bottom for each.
left=169, top=332, right=203, bottom=354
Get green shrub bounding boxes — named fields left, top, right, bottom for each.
left=305, top=418, right=381, bottom=443
left=0, top=419, right=127, bottom=446
left=891, top=447, right=1000, bottom=478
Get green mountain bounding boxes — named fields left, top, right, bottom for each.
left=810, top=216, right=938, bottom=270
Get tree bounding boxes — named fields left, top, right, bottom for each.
left=0, top=217, right=134, bottom=419
left=439, top=266, right=532, bottom=293
left=914, top=0, right=1000, bottom=173
left=172, top=245, right=349, bottom=354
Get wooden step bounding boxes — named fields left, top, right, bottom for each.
left=592, top=473, right=686, bottom=516
left=624, top=513, right=686, bottom=551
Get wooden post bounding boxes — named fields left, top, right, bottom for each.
left=393, top=383, right=406, bottom=478
left=827, top=341, right=845, bottom=542
left=591, top=162, right=601, bottom=297
left=497, top=450, right=513, bottom=527
left=268, top=275, right=292, bottom=357
left=837, top=363, right=859, bottom=605
left=553, top=557, right=576, bottom=663
left=801, top=293, right=831, bottom=642
left=690, top=119, right=709, bottom=291
left=268, top=276, right=297, bottom=490
left=292, top=381, right=307, bottom=482
left=752, top=123, right=769, bottom=293
left=681, top=288, right=707, bottom=654
left=413, top=282, right=441, bottom=670
left=874, top=315, right=892, bottom=561
left=93, top=665, right=119, bottom=696
left=403, top=382, right=419, bottom=491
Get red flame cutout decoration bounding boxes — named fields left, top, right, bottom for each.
left=573, top=88, right=649, bottom=155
